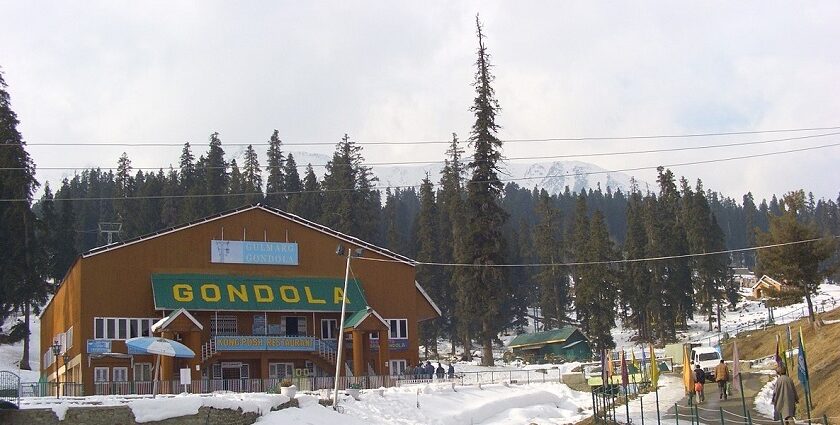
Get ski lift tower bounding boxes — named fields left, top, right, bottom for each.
left=98, top=222, right=122, bottom=245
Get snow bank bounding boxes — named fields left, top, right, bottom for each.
left=754, top=377, right=776, bottom=419
left=129, top=397, right=204, bottom=423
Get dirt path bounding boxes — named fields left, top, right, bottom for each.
left=667, top=372, right=772, bottom=424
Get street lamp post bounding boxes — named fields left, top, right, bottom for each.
left=332, top=244, right=363, bottom=411
left=62, top=352, right=71, bottom=397
left=50, top=340, right=62, bottom=399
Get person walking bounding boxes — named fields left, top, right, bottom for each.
left=693, top=364, right=706, bottom=403
left=435, top=362, right=445, bottom=379
left=714, top=360, right=729, bottom=400
left=447, top=363, right=455, bottom=379
left=772, top=366, right=798, bottom=424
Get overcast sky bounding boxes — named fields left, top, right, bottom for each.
left=1, top=1, right=839, bottom=202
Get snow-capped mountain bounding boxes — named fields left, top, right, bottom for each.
left=287, top=151, right=647, bottom=195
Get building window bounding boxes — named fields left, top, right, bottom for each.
left=134, top=363, right=153, bottom=381
left=390, top=359, right=407, bottom=375
left=211, top=316, right=238, bottom=336
left=253, top=314, right=266, bottom=335
left=281, top=316, right=307, bottom=337
left=94, top=367, right=109, bottom=382
left=269, top=362, right=293, bottom=379
left=369, top=319, right=407, bottom=340
left=113, top=367, right=128, bottom=382
left=66, top=327, right=73, bottom=350
left=94, top=318, right=158, bottom=340
left=321, top=319, right=337, bottom=340
left=388, top=319, right=408, bottom=339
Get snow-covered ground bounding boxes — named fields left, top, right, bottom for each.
left=1, top=284, right=837, bottom=424
left=0, top=314, right=41, bottom=382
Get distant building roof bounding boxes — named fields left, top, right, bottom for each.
left=508, top=326, right=582, bottom=349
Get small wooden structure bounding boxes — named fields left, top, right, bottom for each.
left=508, top=327, right=592, bottom=363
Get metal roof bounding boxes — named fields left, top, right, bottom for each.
left=508, top=326, right=581, bottom=349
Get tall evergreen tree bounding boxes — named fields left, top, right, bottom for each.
left=742, top=192, right=758, bottom=268
left=178, top=142, right=200, bottom=222
left=264, top=130, right=285, bottom=209
left=756, top=190, right=837, bottom=323
left=242, top=144, right=263, bottom=205
left=282, top=153, right=303, bottom=214
left=0, top=70, right=48, bottom=369
left=533, top=189, right=570, bottom=328
left=415, top=176, right=444, bottom=357
left=227, top=159, right=244, bottom=209
left=622, top=181, right=652, bottom=340
left=576, top=210, right=618, bottom=351
left=438, top=133, right=468, bottom=357
left=204, top=132, right=228, bottom=214
left=321, top=134, right=379, bottom=241
left=459, top=16, right=510, bottom=366
left=297, top=164, right=322, bottom=222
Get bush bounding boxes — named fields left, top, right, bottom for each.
left=348, top=383, right=362, bottom=390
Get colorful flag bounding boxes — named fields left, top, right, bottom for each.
left=621, top=351, right=629, bottom=387
left=631, top=350, right=639, bottom=371
left=649, top=343, right=659, bottom=388
left=797, top=328, right=809, bottom=388
left=732, top=340, right=741, bottom=390
left=607, top=350, right=615, bottom=381
left=683, top=345, right=695, bottom=394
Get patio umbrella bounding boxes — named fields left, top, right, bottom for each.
left=125, top=337, right=195, bottom=397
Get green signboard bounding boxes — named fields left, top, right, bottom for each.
left=151, top=273, right=367, bottom=312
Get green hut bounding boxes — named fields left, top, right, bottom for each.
left=508, top=327, right=592, bottom=363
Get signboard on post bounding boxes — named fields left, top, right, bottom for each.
left=87, top=340, right=112, bottom=354
left=211, top=240, right=298, bottom=265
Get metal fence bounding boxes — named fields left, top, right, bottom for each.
left=14, top=368, right=566, bottom=397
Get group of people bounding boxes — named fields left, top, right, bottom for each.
left=692, top=360, right=731, bottom=403
left=692, top=360, right=798, bottom=424
left=405, top=361, right=455, bottom=380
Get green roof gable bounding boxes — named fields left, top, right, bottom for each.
left=508, top=326, right=582, bottom=348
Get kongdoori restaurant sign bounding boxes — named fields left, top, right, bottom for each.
left=214, top=336, right=317, bottom=352
left=151, top=273, right=367, bottom=312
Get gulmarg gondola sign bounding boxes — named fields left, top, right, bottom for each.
left=151, top=273, right=367, bottom=312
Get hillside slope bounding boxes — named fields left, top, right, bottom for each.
left=722, top=307, right=840, bottom=419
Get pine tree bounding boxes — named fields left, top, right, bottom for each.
left=113, top=152, right=135, bottom=236
left=242, top=144, right=263, bottom=205
left=415, top=176, right=444, bottom=358
left=438, top=133, right=468, bottom=357
left=0, top=69, right=49, bottom=369
left=622, top=181, right=652, bottom=340
left=178, top=142, right=200, bottom=222
left=227, top=159, right=244, bottom=209
left=742, top=192, right=758, bottom=268
left=576, top=210, right=618, bottom=351
left=264, top=130, right=285, bottom=209
left=297, top=164, right=322, bottom=221
left=756, top=190, right=837, bottom=323
left=282, top=153, right=303, bottom=214
left=204, top=132, right=228, bottom=214
left=321, top=134, right=380, bottom=241
left=533, top=189, right=570, bottom=328
left=459, top=16, right=510, bottom=366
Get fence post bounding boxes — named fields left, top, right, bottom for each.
left=693, top=403, right=699, bottom=425
left=823, top=414, right=829, bottom=425
left=640, top=394, right=644, bottom=425
left=675, top=403, right=680, bottom=425
left=719, top=407, right=725, bottom=425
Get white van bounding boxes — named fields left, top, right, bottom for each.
left=691, top=346, right=723, bottom=380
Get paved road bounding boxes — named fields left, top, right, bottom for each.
left=667, top=372, right=771, bottom=424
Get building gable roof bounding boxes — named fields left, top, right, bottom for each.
left=508, top=326, right=582, bottom=349
left=751, top=275, right=783, bottom=290
left=151, top=308, right=204, bottom=333
left=81, top=204, right=415, bottom=266
left=343, top=306, right=388, bottom=330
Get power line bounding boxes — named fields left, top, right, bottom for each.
left=356, top=235, right=840, bottom=268
left=2, top=141, right=837, bottom=202
left=6, top=124, right=840, bottom=147
left=4, top=131, right=838, bottom=172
